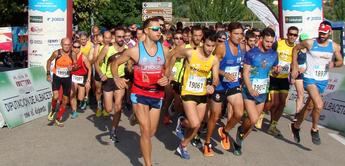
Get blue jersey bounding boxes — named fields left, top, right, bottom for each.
left=243, top=47, right=278, bottom=94
left=216, top=40, right=243, bottom=90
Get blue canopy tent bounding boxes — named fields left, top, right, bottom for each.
left=327, top=20, right=345, bottom=57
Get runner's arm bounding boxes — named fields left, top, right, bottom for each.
left=333, top=43, right=343, bottom=67
left=111, top=47, right=135, bottom=79
left=46, top=50, right=58, bottom=74
left=211, top=56, right=220, bottom=86
left=83, top=55, right=92, bottom=82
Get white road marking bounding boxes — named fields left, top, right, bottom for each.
left=329, top=133, right=345, bottom=146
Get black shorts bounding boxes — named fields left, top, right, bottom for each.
left=94, top=71, right=102, bottom=82
left=269, top=76, right=290, bottom=92
left=102, top=78, right=119, bottom=92
left=52, top=74, right=71, bottom=96
left=212, top=86, right=241, bottom=103
left=170, top=80, right=182, bottom=95
left=181, top=95, right=208, bottom=105
left=296, top=73, right=304, bottom=80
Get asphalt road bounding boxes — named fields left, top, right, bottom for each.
left=1, top=105, right=345, bottom=166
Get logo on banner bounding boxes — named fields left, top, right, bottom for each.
left=285, top=16, right=303, bottom=23
left=48, top=39, right=59, bottom=44
left=47, top=17, right=64, bottom=22
left=29, top=39, right=43, bottom=44
left=306, top=16, right=322, bottom=21
left=30, top=26, right=43, bottom=33
left=30, top=16, right=43, bottom=23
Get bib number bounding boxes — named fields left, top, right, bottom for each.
left=223, top=66, right=239, bottom=82
left=72, top=75, right=84, bottom=84
left=252, top=78, right=269, bottom=94
left=279, top=61, right=290, bottom=74
left=56, top=68, right=70, bottom=78
left=314, top=65, right=327, bottom=80
left=186, top=75, right=206, bottom=93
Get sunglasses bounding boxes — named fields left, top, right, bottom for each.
left=174, top=37, right=183, bottom=40
left=73, top=45, right=80, bottom=48
left=148, top=26, right=161, bottom=32
left=116, top=36, right=124, bottom=38
left=288, top=33, right=298, bottom=37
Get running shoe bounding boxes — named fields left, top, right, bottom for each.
left=55, top=119, right=64, bottom=127
left=80, top=100, right=87, bottom=110
left=102, top=110, right=110, bottom=117
left=71, top=111, right=79, bottom=119
left=311, top=129, right=321, bottom=145
left=218, top=127, right=230, bottom=150
left=255, top=113, right=264, bottom=129
left=236, top=126, right=244, bottom=147
left=203, top=143, right=214, bottom=157
left=191, top=136, right=203, bottom=148
left=175, top=116, right=185, bottom=140
left=176, top=144, right=190, bottom=160
left=233, top=142, right=242, bottom=156
left=110, top=131, right=119, bottom=143
left=268, top=124, right=282, bottom=137
left=95, top=109, right=102, bottom=117
left=48, top=111, right=55, bottom=121
left=289, top=123, right=301, bottom=143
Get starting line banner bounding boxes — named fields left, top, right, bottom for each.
left=285, top=69, right=345, bottom=133
left=0, top=67, right=52, bottom=128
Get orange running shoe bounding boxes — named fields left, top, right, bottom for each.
left=218, top=127, right=230, bottom=150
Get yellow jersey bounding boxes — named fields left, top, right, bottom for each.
left=181, top=50, right=214, bottom=96
left=272, top=39, right=295, bottom=78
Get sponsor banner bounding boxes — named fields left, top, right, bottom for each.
left=0, top=27, right=13, bottom=52
left=28, top=0, right=67, bottom=68
left=282, top=0, right=323, bottom=39
left=0, top=67, right=52, bottom=128
left=285, top=71, right=345, bottom=133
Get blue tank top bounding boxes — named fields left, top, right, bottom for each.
left=216, top=40, right=243, bottom=90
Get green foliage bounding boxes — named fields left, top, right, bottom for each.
left=333, top=0, right=345, bottom=21
left=0, top=0, right=27, bottom=26
left=189, top=0, right=252, bottom=22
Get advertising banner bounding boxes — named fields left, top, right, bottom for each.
left=281, top=0, right=323, bottom=39
left=0, top=67, right=52, bottom=128
left=285, top=70, right=345, bottom=133
left=0, top=27, right=13, bottom=52
left=28, top=0, right=67, bottom=68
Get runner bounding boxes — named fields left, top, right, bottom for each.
left=78, top=31, right=93, bottom=109
left=267, top=26, right=299, bottom=137
left=290, top=21, right=343, bottom=145
left=235, top=28, right=280, bottom=155
left=112, top=17, right=170, bottom=166
left=90, top=33, right=104, bottom=117
left=290, top=33, right=309, bottom=121
left=46, top=38, right=76, bottom=127
left=96, top=28, right=127, bottom=142
left=161, top=30, right=185, bottom=126
left=245, top=30, right=257, bottom=52
left=70, top=41, right=92, bottom=119
left=203, top=22, right=245, bottom=157
left=169, top=31, right=219, bottom=160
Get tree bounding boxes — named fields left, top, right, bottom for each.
left=334, top=0, right=345, bottom=21
left=189, top=0, right=249, bottom=22
left=0, top=0, right=27, bottom=26
left=73, top=0, right=110, bottom=32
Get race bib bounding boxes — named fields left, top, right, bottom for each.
left=313, top=65, right=328, bottom=80
left=279, top=61, right=290, bottom=74
left=186, top=75, right=206, bottom=93
left=252, top=78, right=269, bottom=94
left=56, top=68, right=70, bottom=78
left=72, top=75, right=84, bottom=84
left=223, top=66, right=240, bottom=82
